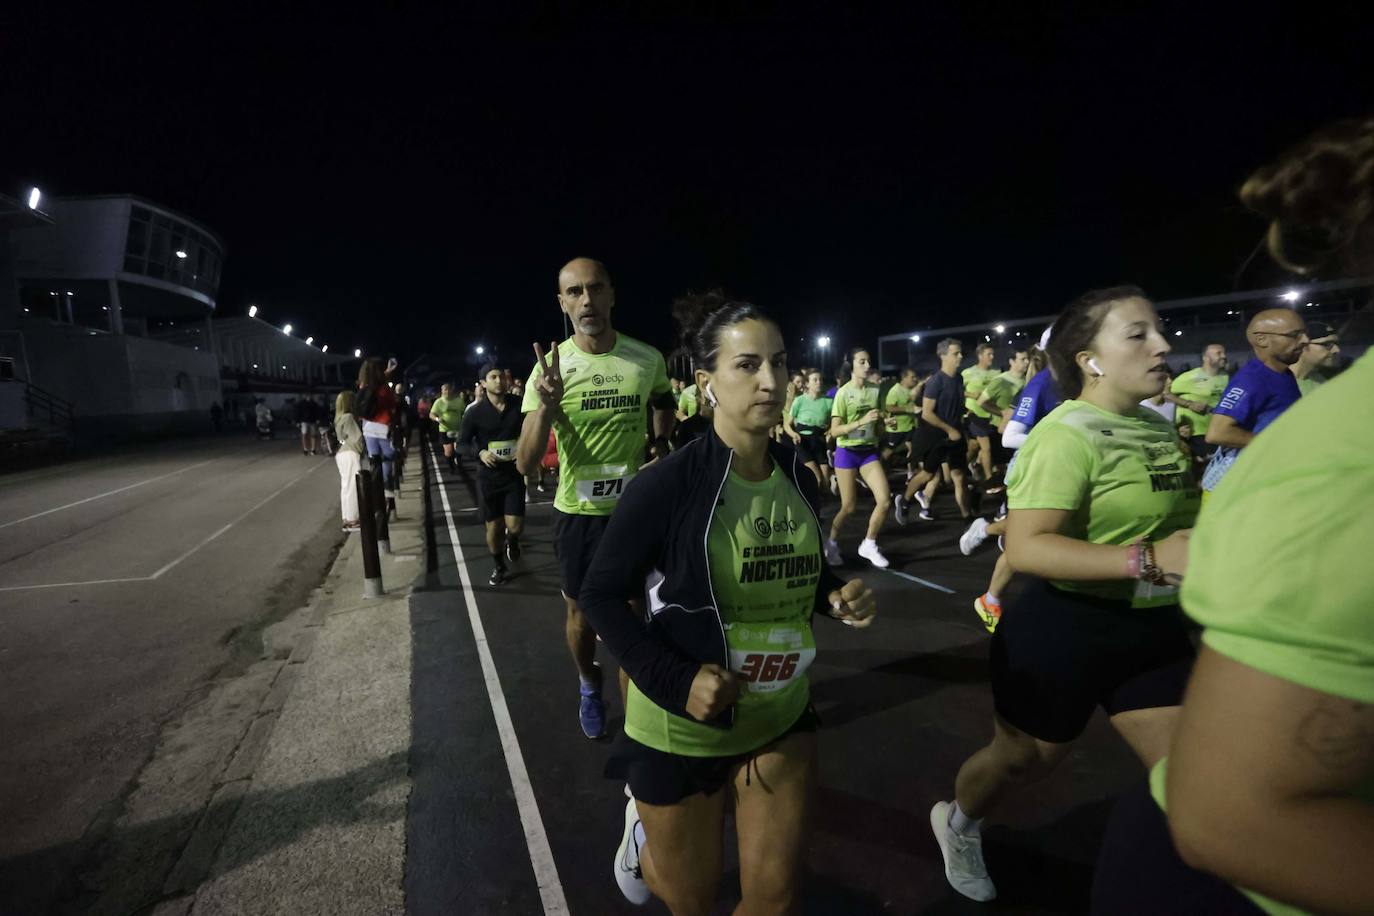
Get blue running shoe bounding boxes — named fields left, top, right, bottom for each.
left=579, top=681, right=606, bottom=739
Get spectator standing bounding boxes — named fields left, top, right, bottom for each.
left=334, top=390, right=365, bottom=532
left=356, top=357, right=400, bottom=515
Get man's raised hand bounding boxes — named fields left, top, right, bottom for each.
left=532, top=341, right=564, bottom=411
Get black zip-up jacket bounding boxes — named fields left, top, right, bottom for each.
left=578, top=429, right=848, bottom=728
left=455, top=395, right=524, bottom=479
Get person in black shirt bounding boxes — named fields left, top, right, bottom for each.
left=894, top=338, right=975, bottom=523
left=457, top=362, right=528, bottom=585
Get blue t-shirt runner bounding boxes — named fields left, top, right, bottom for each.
left=1011, top=367, right=1061, bottom=431
left=1201, top=358, right=1301, bottom=492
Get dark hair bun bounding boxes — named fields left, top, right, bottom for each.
left=1241, top=117, right=1374, bottom=273
left=671, top=289, right=773, bottom=372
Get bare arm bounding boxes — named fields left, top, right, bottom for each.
left=1205, top=413, right=1254, bottom=449
left=1005, top=508, right=1191, bottom=580
left=1167, top=647, right=1374, bottom=915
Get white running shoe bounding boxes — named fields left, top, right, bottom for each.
left=614, top=796, right=651, bottom=905
left=893, top=494, right=908, bottom=526
left=914, top=490, right=930, bottom=512
left=930, top=801, right=997, bottom=902
left=857, top=539, right=889, bottom=569
left=959, top=517, right=990, bottom=556
left=824, top=538, right=843, bottom=567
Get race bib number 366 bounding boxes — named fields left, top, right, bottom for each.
left=726, top=624, right=815, bottom=693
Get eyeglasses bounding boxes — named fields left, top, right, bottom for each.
left=1308, top=339, right=1339, bottom=349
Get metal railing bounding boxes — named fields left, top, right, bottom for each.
left=23, top=381, right=75, bottom=437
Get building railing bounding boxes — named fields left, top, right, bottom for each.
left=23, top=381, right=75, bottom=437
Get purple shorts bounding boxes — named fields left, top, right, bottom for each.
left=833, top=446, right=880, bottom=470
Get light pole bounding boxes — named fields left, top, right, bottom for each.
left=817, top=336, right=830, bottom=380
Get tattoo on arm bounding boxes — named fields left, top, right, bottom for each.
left=1296, top=698, right=1374, bottom=771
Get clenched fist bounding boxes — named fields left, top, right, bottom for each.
left=685, top=664, right=739, bottom=722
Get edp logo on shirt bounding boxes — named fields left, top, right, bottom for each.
left=592, top=373, right=625, bottom=386
left=753, top=516, right=801, bottom=538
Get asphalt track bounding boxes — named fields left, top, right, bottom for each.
left=412, top=443, right=1142, bottom=915
left=0, top=436, right=346, bottom=915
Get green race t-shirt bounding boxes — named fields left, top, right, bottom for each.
left=790, top=393, right=832, bottom=431
left=962, top=365, right=1001, bottom=419
left=1007, top=399, right=1199, bottom=606
left=430, top=395, right=464, bottom=433
left=679, top=383, right=699, bottom=417
left=624, top=464, right=821, bottom=756
left=1295, top=372, right=1325, bottom=397
left=832, top=381, right=881, bottom=448
left=522, top=333, right=672, bottom=516
left=884, top=384, right=916, bottom=434
left=981, top=371, right=1027, bottom=431
left=1170, top=367, right=1230, bottom=436
left=1149, top=353, right=1374, bottom=916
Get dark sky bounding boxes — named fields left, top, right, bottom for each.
left=5, top=4, right=1371, bottom=374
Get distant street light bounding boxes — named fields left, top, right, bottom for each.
left=475, top=345, right=485, bottom=356
left=175, top=249, right=188, bottom=259
left=354, top=348, right=362, bottom=358
left=816, top=336, right=831, bottom=377
left=321, top=345, right=328, bottom=353
left=909, top=334, right=921, bottom=343
left=994, top=324, right=1006, bottom=335
left=1174, top=330, right=1184, bottom=337
left=27, top=188, right=40, bottom=210
left=248, top=304, right=258, bottom=317
left=306, top=336, right=314, bottom=345
left=817, top=336, right=830, bottom=348
left=1281, top=290, right=1301, bottom=302
left=282, top=323, right=293, bottom=335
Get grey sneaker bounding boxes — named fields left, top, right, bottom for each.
left=930, top=801, right=996, bottom=902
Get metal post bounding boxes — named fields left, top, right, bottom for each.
left=371, top=462, right=391, bottom=554
left=356, top=472, right=383, bottom=597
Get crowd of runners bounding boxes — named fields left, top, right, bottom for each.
left=342, top=117, right=1372, bottom=915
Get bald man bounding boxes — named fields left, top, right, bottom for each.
left=1200, top=308, right=1306, bottom=495
left=515, top=257, right=677, bottom=739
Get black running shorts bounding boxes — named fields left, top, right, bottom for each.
left=605, top=705, right=820, bottom=806
left=910, top=425, right=963, bottom=473
left=554, top=510, right=611, bottom=602
left=966, top=414, right=998, bottom=440
left=990, top=580, right=1195, bottom=744
left=478, top=469, right=526, bottom=523
left=794, top=432, right=830, bottom=468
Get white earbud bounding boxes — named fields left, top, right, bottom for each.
left=1087, top=358, right=1104, bottom=377
left=705, top=382, right=719, bottom=407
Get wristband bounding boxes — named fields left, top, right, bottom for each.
left=1126, top=542, right=1143, bottom=580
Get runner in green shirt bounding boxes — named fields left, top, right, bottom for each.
left=677, top=382, right=698, bottom=419
left=882, top=367, right=922, bottom=469
left=429, top=383, right=465, bottom=471
left=962, top=342, right=1001, bottom=480
left=827, top=347, right=892, bottom=569
left=932, top=286, right=1198, bottom=904
left=1167, top=343, right=1229, bottom=462
left=515, top=257, right=676, bottom=739
left=975, top=350, right=1030, bottom=433
left=783, top=369, right=834, bottom=494
left=1290, top=321, right=1340, bottom=397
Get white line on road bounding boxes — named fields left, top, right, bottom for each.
left=0, top=459, right=217, bottom=530
left=148, top=462, right=327, bottom=579
left=0, top=461, right=328, bottom=592
left=883, top=568, right=956, bottom=594
left=428, top=441, right=569, bottom=916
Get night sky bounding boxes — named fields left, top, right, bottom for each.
left=6, top=4, right=1371, bottom=375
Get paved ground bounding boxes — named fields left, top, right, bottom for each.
left=412, top=443, right=1143, bottom=915
left=0, top=436, right=347, bottom=915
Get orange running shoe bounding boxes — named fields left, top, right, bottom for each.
left=973, top=593, right=1002, bottom=633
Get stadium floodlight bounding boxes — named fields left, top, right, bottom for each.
left=306, top=336, right=314, bottom=345
left=27, top=188, right=40, bottom=209
left=248, top=304, right=258, bottom=317
left=175, top=249, right=187, bottom=259
left=354, top=348, right=362, bottom=358
left=282, top=323, right=293, bottom=335
left=994, top=324, right=1006, bottom=334
left=909, top=334, right=921, bottom=343
left=321, top=344, right=328, bottom=353
left=1281, top=289, right=1301, bottom=302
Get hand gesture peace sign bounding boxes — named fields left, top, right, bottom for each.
left=532, top=341, right=564, bottom=411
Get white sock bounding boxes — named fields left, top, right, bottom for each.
left=948, top=801, right=982, bottom=836
left=986, top=591, right=1000, bottom=605
left=633, top=820, right=646, bottom=851
left=826, top=538, right=838, bottom=548
left=861, top=538, right=877, bottom=549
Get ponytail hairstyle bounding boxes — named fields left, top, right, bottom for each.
left=1240, top=116, right=1374, bottom=274
left=356, top=357, right=384, bottom=390
left=672, top=288, right=776, bottom=373
left=1026, top=344, right=1049, bottom=377
left=1046, top=285, right=1149, bottom=399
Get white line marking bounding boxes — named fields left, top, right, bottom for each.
left=883, top=568, right=956, bottom=594
left=428, top=441, right=569, bottom=915
left=0, top=459, right=217, bottom=530
left=147, top=462, right=327, bottom=579
left=0, top=576, right=150, bottom=593
left=0, top=462, right=327, bottom=592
